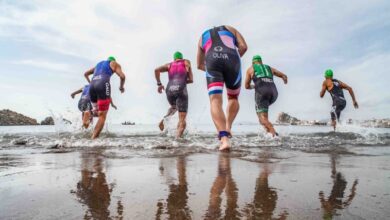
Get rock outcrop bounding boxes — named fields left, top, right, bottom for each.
left=41, top=117, right=55, bottom=125
left=277, top=112, right=300, bottom=125
left=0, top=109, right=38, bottom=126
left=41, top=116, right=72, bottom=125
left=276, top=112, right=328, bottom=126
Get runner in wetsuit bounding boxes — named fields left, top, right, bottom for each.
left=245, top=55, right=288, bottom=137
left=320, top=69, right=358, bottom=131
left=154, top=51, right=193, bottom=138
left=197, top=25, right=248, bottom=151
left=71, top=85, right=93, bottom=129
left=84, top=56, right=126, bottom=139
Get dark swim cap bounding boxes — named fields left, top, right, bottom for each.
left=173, top=51, right=183, bottom=60
left=325, top=69, right=333, bottom=78
left=252, top=55, right=262, bottom=63
left=108, top=56, right=116, bottom=61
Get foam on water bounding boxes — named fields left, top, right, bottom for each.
left=0, top=122, right=389, bottom=156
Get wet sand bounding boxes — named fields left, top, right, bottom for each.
left=1, top=147, right=390, bottom=220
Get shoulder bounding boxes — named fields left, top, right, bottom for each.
left=201, top=29, right=210, bottom=38
left=224, top=25, right=236, bottom=32
left=246, top=66, right=254, bottom=74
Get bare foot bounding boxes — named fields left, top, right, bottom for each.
left=158, top=120, right=164, bottom=131
left=269, top=130, right=279, bottom=137
left=219, top=137, right=231, bottom=151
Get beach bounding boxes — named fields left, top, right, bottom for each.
left=1, top=125, right=390, bottom=219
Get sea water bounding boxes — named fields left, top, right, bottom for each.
left=0, top=123, right=389, bottom=157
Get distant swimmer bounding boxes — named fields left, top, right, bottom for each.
left=154, top=51, right=193, bottom=138
left=84, top=56, right=125, bottom=139
left=244, top=55, right=287, bottom=137
left=197, top=25, right=248, bottom=151
left=320, top=69, right=358, bottom=131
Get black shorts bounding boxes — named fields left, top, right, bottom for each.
left=255, top=84, right=278, bottom=113
left=331, top=99, right=346, bottom=121
left=78, top=100, right=92, bottom=112
left=89, top=80, right=111, bottom=111
left=206, top=52, right=241, bottom=98
left=166, top=87, right=188, bottom=112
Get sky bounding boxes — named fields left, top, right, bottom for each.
left=0, top=0, right=389, bottom=124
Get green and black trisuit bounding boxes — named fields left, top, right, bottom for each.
left=252, top=64, right=278, bottom=113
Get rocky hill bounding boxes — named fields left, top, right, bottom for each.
left=0, top=109, right=39, bottom=126
left=276, top=112, right=328, bottom=126
left=41, top=117, right=55, bottom=125
left=276, top=112, right=300, bottom=125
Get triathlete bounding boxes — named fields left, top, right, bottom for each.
left=197, top=25, right=248, bottom=151
left=244, top=55, right=287, bottom=137
left=154, top=51, right=193, bottom=138
left=84, top=56, right=125, bottom=139
left=320, top=69, right=358, bottom=131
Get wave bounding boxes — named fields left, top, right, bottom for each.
left=1, top=130, right=389, bottom=153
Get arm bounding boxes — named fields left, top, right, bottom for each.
left=110, top=99, right=117, bottom=110
left=154, top=63, right=169, bottom=93
left=84, top=67, right=95, bottom=83
left=244, top=67, right=254, bottom=89
left=320, top=81, right=327, bottom=98
left=271, top=67, right=288, bottom=84
left=197, top=38, right=206, bottom=71
left=71, top=88, right=83, bottom=99
left=226, top=25, right=248, bottom=57
left=340, top=81, right=358, bottom=108
left=111, top=62, right=126, bottom=93
left=185, top=59, right=194, bottom=84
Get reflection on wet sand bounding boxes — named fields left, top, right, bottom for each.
left=243, top=151, right=288, bottom=220
left=156, top=156, right=192, bottom=220
left=204, top=153, right=240, bottom=220
left=75, top=150, right=123, bottom=220
left=319, top=153, right=358, bottom=219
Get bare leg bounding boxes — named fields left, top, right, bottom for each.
left=82, top=111, right=91, bottom=129
left=159, top=106, right=177, bottom=131
left=226, top=97, right=239, bottom=135
left=92, top=111, right=108, bottom=139
left=257, top=112, right=276, bottom=137
left=176, top=112, right=187, bottom=138
left=331, top=119, right=336, bottom=131
left=209, top=94, right=230, bottom=151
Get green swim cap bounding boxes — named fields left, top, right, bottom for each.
left=325, top=69, right=333, bottom=78
left=108, top=56, right=116, bottom=61
left=173, top=51, right=183, bottom=60
left=252, top=55, right=262, bottom=63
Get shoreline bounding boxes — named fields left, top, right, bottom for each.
left=1, top=146, right=389, bottom=219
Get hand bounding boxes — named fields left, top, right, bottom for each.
left=186, top=79, right=193, bottom=84
left=71, top=94, right=75, bottom=99
left=282, top=75, right=288, bottom=84
left=158, top=85, right=165, bottom=94
left=353, top=101, right=359, bottom=109
left=119, top=87, right=125, bottom=93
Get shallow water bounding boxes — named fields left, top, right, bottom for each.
left=0, top=124, right=389, bottom=156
